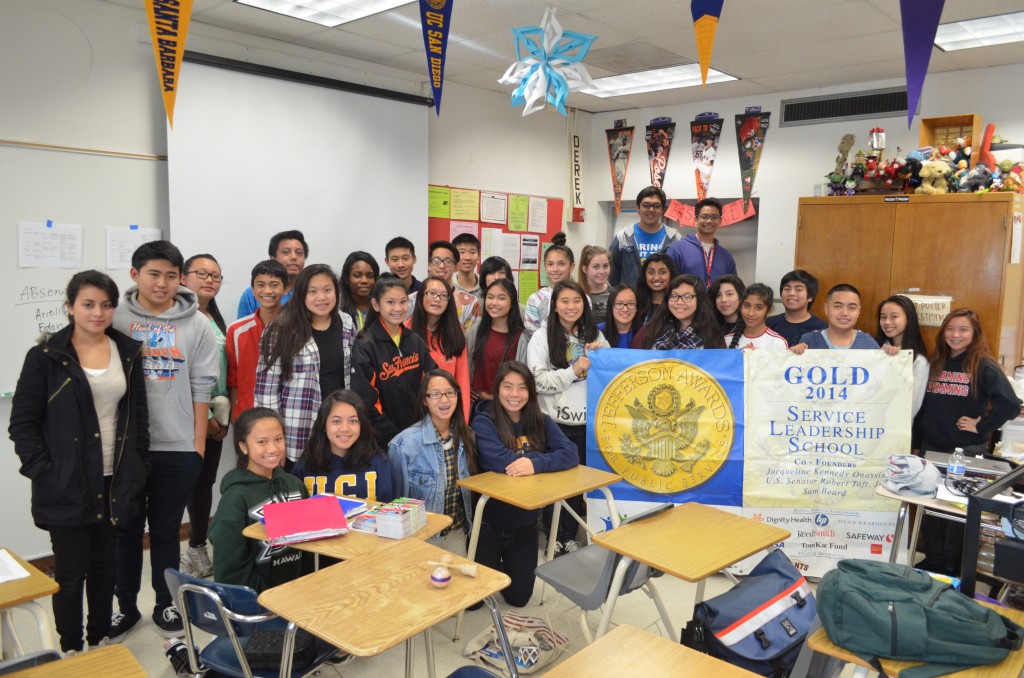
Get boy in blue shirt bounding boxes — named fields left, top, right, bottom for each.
left=790, top=283, right=879, bottom=352
left=766, top=269, right=828, bottom=347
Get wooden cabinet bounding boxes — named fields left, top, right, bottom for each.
left=795, top=193, right=1024, bottom=369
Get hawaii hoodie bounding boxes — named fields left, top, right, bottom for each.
left=113, top=286, right=218, bottom=452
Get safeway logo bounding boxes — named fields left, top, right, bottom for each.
left=885, top=534, right=894, bottom=543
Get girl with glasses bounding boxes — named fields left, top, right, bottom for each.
left=471, top=361, right=578, bottom=606
left=598, top=284, right=642, bottom=348
left=389, top=369, right=478, bottom=555
left=407, top=277, right=470, bottom=422
left=634, top=274, right=724, bottom=349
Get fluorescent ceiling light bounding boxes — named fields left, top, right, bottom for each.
left=580, top=64, right=737, bottom=98
left=235, top=0, right=414, bottom=28
left=934, top=11, right=1024, bottom=51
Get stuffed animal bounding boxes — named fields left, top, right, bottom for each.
left=915, top=160, right=950, bottom=195
left=1002, top=166, right=1023, bottom=193
left=899, top=158, right=923, bottom=193
left=864, top=156, right=882, bottom=180
left=959, top=163, right=994, bottom=192
left=844, top=178, right=857, bottom=196
left=826, top=171, right=846, bottom=196
left=882, top=157, right=904, bottom=189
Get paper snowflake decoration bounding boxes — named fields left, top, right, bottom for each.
left=498, top=8, right=597, bottom=116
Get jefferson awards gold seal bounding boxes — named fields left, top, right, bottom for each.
left=595, top=359, right=734, bottom=493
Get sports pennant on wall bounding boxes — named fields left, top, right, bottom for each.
left=690, top=114, right=723, bottom=201
left=735, top=109, right=770, bottom=212
left=420, top=0, right=454, bottom=115
left=900, top=0, right=945, bottom=128
left=606, top=127, right=634, bottom=214
left=646, top=118, right=675, bottom=189
left=691, top=0, right=725, bottom=87
left=146, top=0, right=194, bottom=128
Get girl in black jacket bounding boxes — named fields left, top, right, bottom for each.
left=9, top=271, right=149, bottom=654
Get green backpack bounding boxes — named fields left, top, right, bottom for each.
left=817, top=559, right=1023, bottom=678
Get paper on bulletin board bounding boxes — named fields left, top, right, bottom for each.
left=18, top=221, right=83, bottom=269
left=449, top=221, right=478, bottom=240
left=480, top=227, right=503, bottom=262
left=428, top=186, right=451, bottom=218
left=450, top=188, right=480, bottom=220
left=480, top=191, right=508, bottom=224
left=508, top=195, right=529, bottom=232
left=539, top=243, right=553, bottom=287
left=527, top=196, right=548, bottom=233
left=512, top=270, right=519, bottom=292
left=518, top=271, right=539, bottom=305
left=520, top=235, right=540, bottom=270
left=106, top=225, right=163, bottom=269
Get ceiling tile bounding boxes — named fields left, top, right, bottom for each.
left=377, top=51, right=490, bottom=78
left=291, top=28, right=412, bottom=60
left=194, top=2, right=329, bottom=40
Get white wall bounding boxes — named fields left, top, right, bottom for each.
left=584, top=63, right=1024, bottom=293
left=0, top=0, right=575, bottom=557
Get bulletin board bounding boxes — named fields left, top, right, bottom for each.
left=427, top=185, right=564, bottom=304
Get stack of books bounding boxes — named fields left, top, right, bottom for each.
left=351, top=497, right=427, bottom=539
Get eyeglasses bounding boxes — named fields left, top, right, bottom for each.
left=613, top=301, right=637, bottom=310
left=639, top=202, right=664, bottom=210
left=426, top=390, right=457, bottom=401
left=696, top=214, right=722, bottom=222
left=669, top=293, right=697, bottom=303
left=188, top=271, right=224, bottom=282
left=423, top=290, right=449, bottom=301
left=429, top=257, right=456, bottom=267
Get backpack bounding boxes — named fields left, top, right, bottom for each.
left=681, top=549, right=816, bottom=677
left=817, top=559, right=1024, bottom=678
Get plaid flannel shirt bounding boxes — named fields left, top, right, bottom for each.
left=255, top=312, right=356, bottom=461
left=651, top=325, right=704, bottom=350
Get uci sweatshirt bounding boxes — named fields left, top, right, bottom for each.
left=113, top=286, right=218, bottom=452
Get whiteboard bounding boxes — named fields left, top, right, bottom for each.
left=0, top=144, right=167, bottom=393
left=167, top=62, right=429, bottom=325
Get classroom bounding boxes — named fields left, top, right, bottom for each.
left=3, top=0, right=1024, bottom=675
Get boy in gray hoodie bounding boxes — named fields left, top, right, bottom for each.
left=110, top=240, right=218, bottom=640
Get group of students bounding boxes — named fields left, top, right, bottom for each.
left=10, top=189, right=1022, bottom=656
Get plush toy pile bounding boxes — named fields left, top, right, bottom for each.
left=822, top=125, right=1024, bottom=196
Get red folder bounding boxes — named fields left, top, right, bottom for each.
left=263, top=495, right=348, bottom=546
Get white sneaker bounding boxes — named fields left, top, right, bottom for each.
left=186, top=544, right=213, bottom=578
left=178, top=553, right=195, bottom=577
left=63, top=648, right=84, bottom=658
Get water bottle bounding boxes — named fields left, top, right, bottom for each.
left=948, top=447, right=966, bottom=480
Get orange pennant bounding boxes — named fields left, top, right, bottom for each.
left=146, top=0, right=194, bottom=128
left=693, top=15, right=718, bottom=89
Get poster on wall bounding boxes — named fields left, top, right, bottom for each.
left=606, top=127, right=634, bottom=214
left=690, top=113, right=723, bottom=201
left=734, top=109, right=770, bottom=211
left=645, top=118, right=675, bottom=189
left=584, top=349, right=907, bottom=576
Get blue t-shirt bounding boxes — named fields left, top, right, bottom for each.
left=633, top=225, right=667, bottom=264
left=291, top=452, right=394, bottom=503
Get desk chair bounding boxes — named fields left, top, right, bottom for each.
left=165, top=569, right=338, bottom=678
left=0, top=649, right=60, bottom=675
left=534, top=504, right=675, bottom=644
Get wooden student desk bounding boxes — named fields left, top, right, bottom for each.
left=454, top=465, right=621, bottom=638
left=807, top=600, right=1024, bottom=678
left=6, top=645, right=146, bottom=677
left=543, top=624, right=760, bottom=677
left=242, top=510, right=452, bottom=562
left=591, top=503, right=791, bottom=639
left=258, top=538, right=514, bottom=678
left=0, top=549, right=58, bottom=657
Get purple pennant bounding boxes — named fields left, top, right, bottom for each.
left=900, top=0, right=945, bottom=128
left=690, top=0, right=724, bottom=21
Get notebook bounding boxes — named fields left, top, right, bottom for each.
left=263, top=495, right=348, bottom=546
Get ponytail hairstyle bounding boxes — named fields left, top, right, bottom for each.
left=603, top=283, right=641, bottom=348
left=928, top=308, right=994, bottom=392
left=298, top=389, right=380, bottom=473
left=543, top=231, right=575, bottom=275
left=639, top=273, right=724, bottom=349
left=546, top=280, right=598, bottom=369
left=261, top=264, right=339, bottom=380
left=359, top=274, right=408, bottom=338
left=409, top=276, right=465, bottom=359
left=636, top=252, right=678, bottom=320
left=577, top=244, right=610, bottom=295
left=184, top=253, right=227, bottom=333
left=491, top=361, right=546, bottom=452
left=233, top=407, right=285, bottom=469
left=415, top=369, right=479, bottom=475
left=472, top=278, right=524, bottom=375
